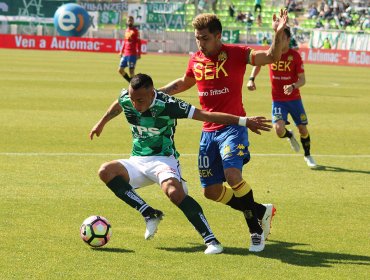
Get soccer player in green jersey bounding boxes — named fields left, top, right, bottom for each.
left=89, top=73, right=271, bottom=254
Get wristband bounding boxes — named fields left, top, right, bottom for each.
left=249, top=77, right=255, bottom=81
left=238, top=117, right=247, bottom=127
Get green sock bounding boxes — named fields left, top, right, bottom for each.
left=106, top=176, right=154, bottom=217
left=178, top=195, right=217, bottom=244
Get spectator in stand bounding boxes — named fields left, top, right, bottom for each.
left=323, top=4, right=334, bottom=20
left=307, top=4, right=319, bottom=19
left=229, top=3, right=236, bottom=18
left=236, top=11, right=246, bottom=22
left=246, top=11, right=255, bottom=26
left=254, top=0, right=262, bottom=13
left=286, top=0, right=296, bottom=13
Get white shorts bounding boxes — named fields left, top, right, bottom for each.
left=118, top=155, right=188, bottom=193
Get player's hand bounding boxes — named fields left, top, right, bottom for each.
left=118, top=52, right=123, bottom=57
left=246, top=116, right=272, bottom=135
left=272, top=9, right=288, bottom=33
left=247, top=80, right=256, bottom=91
left=137, top=55, right=141, bottom=60
left=89, top=124, right=103, bottom=140
left=283, top=84, right=294, bottom=95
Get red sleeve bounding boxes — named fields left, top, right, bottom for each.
left=136, top=29, right=141, bottom=55
left=185, top=55, right=194, bottom=78
left=295, top=51, right=304, bottom=74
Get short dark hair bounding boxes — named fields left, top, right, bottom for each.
left=130, top=73, right=153, bottom=90
left=192, top=13, right=222, bottom=34
left=283, top=26, right=291, bottom=38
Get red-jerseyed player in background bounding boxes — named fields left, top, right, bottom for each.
left=159, top=10, right=288, bottom=252
left=118, top=16, right=141, bottom=83
left=247, top=26, right=317, bottom=168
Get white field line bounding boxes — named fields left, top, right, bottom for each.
left=0, top=152, right=370, bottom=158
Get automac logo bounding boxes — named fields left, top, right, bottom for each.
left=54, top=3, right=90, bottom=37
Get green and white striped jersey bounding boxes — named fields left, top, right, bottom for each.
left=118, top=89, right=195, bottom=158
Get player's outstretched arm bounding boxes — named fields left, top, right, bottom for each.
left=192, top=109, right=272, bottom=135
left=247, top=66, right=262, bottom=91
left=159, top=75, right=196, bottom=96
left=89, top=100, right=123, bottom=140
left=251, top=9, right=288, bottom=66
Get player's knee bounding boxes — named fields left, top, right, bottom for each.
left=203, top=184, right=223, bottom=201
left=298, top=125, right=308, bottom=136
left=162, top=178, right=185, bottom=205
left=98, top=162, right=123, bottom=183
left=98, top=163, right=111, bottom=182
left=275, top=126, right=285, bottom=137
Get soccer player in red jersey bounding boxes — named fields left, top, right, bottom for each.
left=247, top=26, right=317, bottom=168
left=118, top=16, right=141, bottom=83
left=159, top=10, right=288, bottom=252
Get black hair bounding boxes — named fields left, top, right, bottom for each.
left=130, top=73, right=153, bottom=90
left=284, top=26, right=291, bottom=38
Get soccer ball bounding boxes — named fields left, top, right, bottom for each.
left=80, top=215, right=112, bottom=247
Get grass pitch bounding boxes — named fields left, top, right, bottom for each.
left=0, top=49, right=369, bottom=280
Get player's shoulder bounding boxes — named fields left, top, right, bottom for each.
left=223, top=43, right=251, bottom=52
left=289, top=48, right=301, bottom=57
left=119, top=88, right=129, bottom=101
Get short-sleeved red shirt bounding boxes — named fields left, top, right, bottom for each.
left=185, top=44, right=252, bottom=131
left=120, top=27, right=141, bottom=56
left=268, top=48, right=304, bottom=101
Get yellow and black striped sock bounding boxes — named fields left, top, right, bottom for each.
left=216, top=185, right=243, bottom=210
left=231, top=180, right=262, bottom=234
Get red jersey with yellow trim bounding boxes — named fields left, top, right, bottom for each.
left=185, top=44, right=252, bottom=131
left=268, top=48, right=304, bottom=101
left=120, top=27, right=141, bottom=56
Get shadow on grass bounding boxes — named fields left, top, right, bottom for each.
left=91, top=247, right=135, bottom=253
left=311, top=165, right=370, bottom=174
left=157, top=240, right=370, bottom=267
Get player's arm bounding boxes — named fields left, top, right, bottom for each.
left=89, top=100, right=123, bottom=140
left=283, top=72, right=305, bottom=95
left=191, top=109, right=272, bottom=135
left=249, top=9, right=288, bottom=66
left=247, top=66, right=262, bottom=91
left=159, top=74, right=196, bottom=96
left=136, top=31, right=141, bottom=59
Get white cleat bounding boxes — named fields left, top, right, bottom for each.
left=249, top=232, right=265, bottom=252
left=204, top=240, right=223, bottom=254
left=261, top=204, right=276, bottom=241
left=144, top=210, right=163, bottom=240
left=287, top=130, right=300, bottom=152
left=304, top=155, right=317, bottom=168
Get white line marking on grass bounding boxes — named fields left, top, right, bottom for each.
left=1, top=152, right=370, bottom=158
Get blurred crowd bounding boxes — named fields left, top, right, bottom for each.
left=306, top=0, right=369, bottom=30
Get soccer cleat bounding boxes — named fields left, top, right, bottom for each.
left=144, top=210, right=164, bottom=240
left=204, top=240, right=223, bottom=254
left=304, top=155, right=317, bottom=168
left=261, top=204, right=276, bottom=241
left=249, top=232, right=265, bottom=252
left=287, top=130, right=300, bottom=152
